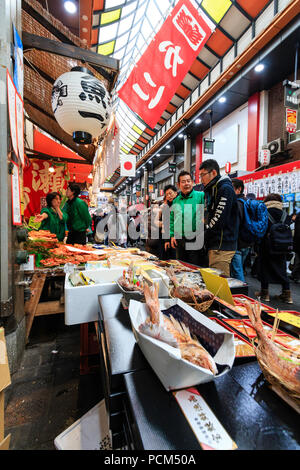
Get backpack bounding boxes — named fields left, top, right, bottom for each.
left=267, top=211, right=293, bottom=255
left=239, top=199, right=269, bottom=244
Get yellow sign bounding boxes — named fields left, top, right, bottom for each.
left=200, top=269, right=234, bottom=305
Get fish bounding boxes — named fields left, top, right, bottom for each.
left=140, top=283, right=218, bottom=374
left=244, top=301, right=300, bottom=395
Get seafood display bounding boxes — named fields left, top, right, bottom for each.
left=244, top=301, right=300, bottom=398
left=166, top=268, right=214, bottom=305
left=139, top=283, right=218, bottom=374
left=117, top=263, right=144, bottom=293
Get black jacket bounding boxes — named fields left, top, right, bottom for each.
left=204, top=174, right=238, bottom=251
left=236, top=194, right=251, bottom=249
left=294, top=212, right=300, bottom=255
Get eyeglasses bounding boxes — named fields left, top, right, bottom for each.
left=199, top=171, right=212, bottom=179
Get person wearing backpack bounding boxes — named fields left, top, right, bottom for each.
left=230, top=179, right=268, bottom=282
left=256, top=193, right=293, bottom=304
left=199, top=159, right=238, bottom=276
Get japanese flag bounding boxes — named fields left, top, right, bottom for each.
left=120, top=154, right=136, bottom=177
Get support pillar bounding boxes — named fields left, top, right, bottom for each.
left=184, top=134, right=192, bottom=173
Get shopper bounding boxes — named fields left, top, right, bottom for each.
left=230, top=179, right=252, bottom=282
left=291, top=212, right=300, bottom=283
left=199, top=159, right=238, bottom=277
left=34, top=192, right=67, bottom=241
left=256, top=193, right=293, bottom=303
left=145, top=201, right=161, bottom=257
left=170, top=171, right=205, bottom=266
left=162, top=184, right=178, bottom=259
left=64, top=183, right=92, bottom=245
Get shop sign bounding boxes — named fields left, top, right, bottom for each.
left=118, top=0, right=213, bottom=129
left=23, top=159, right=68, bottom=218
left=283, top=80, right=300, bottom=110
left=11, top=161, right=22, bottom=226
left=286, top=108, right=297, bottom=134
left=148, top=176, right=154, bottom=184
left=203, top=138, right=214, bottom=154
left=259, top=149, right=271, bottom=166
left=148, top=184, right=154, bottom=193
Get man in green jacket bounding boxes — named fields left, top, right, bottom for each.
left=170, top=171, right=205, bottom=266
left=64, top=183, right=92, bottom=245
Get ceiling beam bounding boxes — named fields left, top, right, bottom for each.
left=22, top=32, right=119, bottom=74
left=26, top=149, right=92, bottom=165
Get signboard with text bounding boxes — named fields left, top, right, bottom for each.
left=118, top=0, right=213, bottom=129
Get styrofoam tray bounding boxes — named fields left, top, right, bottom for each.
left=129, top=298, right=235, bottom=391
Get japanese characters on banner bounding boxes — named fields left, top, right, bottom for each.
left=7, top=69, right=25, bottom=166
left=11, top=161, right=22, bottom=226
left=23, top=159, right=69, bottom=218
left=120, top=154, right=136, bottom=177
left=118, top=0, right=213, bottom=129
left=240, top=161, right=300, bottom=199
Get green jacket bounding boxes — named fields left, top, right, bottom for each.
left=170, top=189, right=205, bottom=239
left=40, top=207, right=67, bottom=241
left=64, top=197, right=92, bottom=233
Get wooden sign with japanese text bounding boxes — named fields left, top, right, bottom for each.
left=118, top=0, right=213, bottom=129
left=11, top=161, right=22, bottom=226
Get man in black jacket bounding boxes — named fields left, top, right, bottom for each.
left=291, top=211, right=300, bottom=283
left=199, top=159, right=238, bottom=276
left=230, top=179, right=251, bottom=282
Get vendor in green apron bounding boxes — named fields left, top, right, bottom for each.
left=64, top=183, right=92, bottom=245
left=34, top=192, right=67, bottom=241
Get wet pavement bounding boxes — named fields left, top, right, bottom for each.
left=4, top=314, right=103, bottom=450
left=4, top=271, right=300, bottom=450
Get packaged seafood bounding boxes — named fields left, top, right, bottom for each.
left=128, top=286, right=235, bottom=391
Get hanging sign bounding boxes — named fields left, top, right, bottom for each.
left=148, top=184, right=154, bottom=193
left=120, top=154, right=136, bottom=177
left=7, top=70, right=18, bottom=157
left=259, top=148, right=271, bottom=166
left=13, top=24, right=24, bottom=98
left=11, top=161, right=22, bottom=226
left=283, top=80, right=300, bottom=110
left=286, top=108, right=297, bottom=134
left=16, top=92, right=24, bottom=166
left=203, top=138, right=214, bottom=154
left=118, top=0, right=213, bottom=129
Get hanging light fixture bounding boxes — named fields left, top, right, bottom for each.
left=51, top=67, right=112, bottom=145
left=64, top=1, right=77, bottom=14
left=49, top=165, right=55, bottom=173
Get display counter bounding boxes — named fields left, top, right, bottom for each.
left=96, top=293, right=300, bottom=451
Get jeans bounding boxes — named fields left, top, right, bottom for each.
left=231, top=247, right=250, bottom=282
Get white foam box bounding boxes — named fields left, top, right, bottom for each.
left=64, top=267, right=124, bottom=325
left=54, top=400, right=111, bottom=450
left=64, top=267, right=170, bottom=325
left=129, top=298, right=235, bottom=391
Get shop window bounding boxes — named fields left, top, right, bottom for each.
left=289, top=107, right=300, bottom=143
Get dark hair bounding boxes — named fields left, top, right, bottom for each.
left=246, top=193, right=256, bottom=200
left=178, top=170, right=192, bottom=183
left=46, top=192, right=59, bottom=208
left=68, top=183, right=81, bottom=198
left=264, top=193, right=282, bottom=203
left=164, top=184, right=177, bottom=194
left=199, top=159, right=220, bottom=175
left=232, top=178, right=244, bottom=193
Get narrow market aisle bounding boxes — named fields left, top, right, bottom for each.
left=4, top=314, right=103, bottom=450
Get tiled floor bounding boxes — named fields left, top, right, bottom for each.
left=4, top=314, right=103, bottom=450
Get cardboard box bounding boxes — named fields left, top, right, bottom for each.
left=129, top=298, right=235, bottom=391
left=0, top=328, right=11, bottom=450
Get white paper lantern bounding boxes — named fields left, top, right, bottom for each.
left=51, top=67, right=111, bottom=144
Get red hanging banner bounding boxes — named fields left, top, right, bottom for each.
left=118, top=0, right=213, bottom=129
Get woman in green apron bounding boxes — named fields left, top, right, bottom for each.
left=34, top=192, right=67, bottom=241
